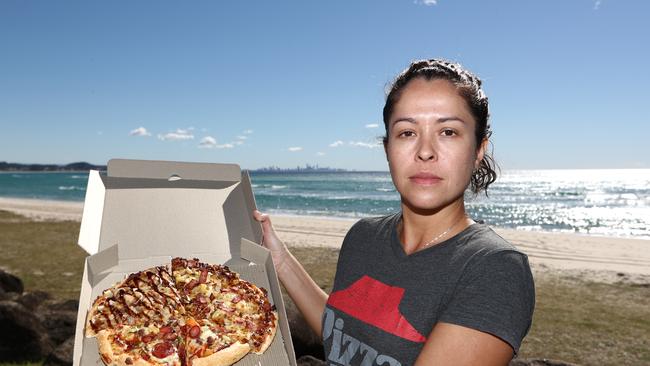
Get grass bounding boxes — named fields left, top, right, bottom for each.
left=1, top=210, right=649, bottom=365
left=517, top=275, right=650, bottom=365
left=0, top=210, right=86, bottom=300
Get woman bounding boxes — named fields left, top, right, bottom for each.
left=254, top=59, right=535, bottom=365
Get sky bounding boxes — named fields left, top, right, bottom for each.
left=1, top=0, right=648, bottom=171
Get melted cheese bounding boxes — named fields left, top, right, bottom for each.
left=152, top=352, right=179, bottom=364
left=199, top=325, right=217, bottom=343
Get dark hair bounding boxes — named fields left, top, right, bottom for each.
left=382, top=58, right=498, bottom=196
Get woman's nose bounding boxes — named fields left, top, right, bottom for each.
left=416, top=138, right=436, bottom=161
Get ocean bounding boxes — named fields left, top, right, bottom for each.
left=1, top=169, right=648, bottom=239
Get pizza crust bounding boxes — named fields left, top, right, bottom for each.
left=191, top=341, right=251, bottom=366
left=85, top=295, right=110, bottom=337
left=96, top=330, right=113, bottom=364
left=85, top=302, right=99, bottom=337
left=252, top=314, right=278, bottom=355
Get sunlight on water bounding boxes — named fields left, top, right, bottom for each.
left=1, top=170, right=648, bottom=239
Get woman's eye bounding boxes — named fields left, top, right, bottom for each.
left=398, top=130, right=416, bottom=138
left=441, top=129, right=456, bottom=137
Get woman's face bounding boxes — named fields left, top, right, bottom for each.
left=385, top=78, right=487, bottom=213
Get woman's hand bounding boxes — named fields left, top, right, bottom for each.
left=253, top=210, right=328, bottom=336
left=253, top=210, right=290, bottom=273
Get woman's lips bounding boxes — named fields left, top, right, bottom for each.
left=409, top=173, right=442, bottom=185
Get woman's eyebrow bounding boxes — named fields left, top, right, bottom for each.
left=391, top=117, right=416, bottom=126
left=391, top=116, right=467, bottom=126
left=438, top=116, right=467, bottom=124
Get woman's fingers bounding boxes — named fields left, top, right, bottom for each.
left=253, top=210, right=284, bottom=247
left=253, top=210, right=274, bottom=242
left=253, top=210, right=289, bottom=270
left=253, top=209, right=271, bottom=228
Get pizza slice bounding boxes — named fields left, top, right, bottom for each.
left=214, top=280, right=277, bottom=354
left=94, top=322, right=185, bottom=366
left=171, top=258, right=278, bottom=356
left=182, top=316, right=250, bottom=366
left=86, top=266, right=184, bottom=337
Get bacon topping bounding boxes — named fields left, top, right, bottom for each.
left=179, top=344, right=187, bottom=366
left=141, top=334, right=153, bottom=343
left=217, top=304, right=234, bottom=313
left=246, top=320, right=256, bottom=331
left=199, top=269, right=208, bottom=284
left=196, top=294, right=208, bottom=304
left=262, top=302, right=272, bottom=312
left=184, top=279, right=199, bottom=294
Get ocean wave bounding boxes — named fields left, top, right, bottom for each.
left=255, top=192, right=400, bottom=202
left=375, top=188, right=395, bottom=192
left=58, top=186, right=85, bottom=191
left=271, top=185, right=287, bottom=190
left=263, top=208, right=397, bottom=219
left=584, top=192, right=646, bottom=207
left=515, top=225, right=544, bottom=232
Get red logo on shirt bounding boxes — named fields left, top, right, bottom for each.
left=327, top=275, right=427, bottom=343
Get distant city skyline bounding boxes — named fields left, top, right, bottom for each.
left=1, top=1, right=648, bottom=170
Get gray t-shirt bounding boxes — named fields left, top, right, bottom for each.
left=321, top=213, right=535, bottom=366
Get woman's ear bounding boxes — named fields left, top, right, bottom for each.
left=475, top=138, right=489, bottom=169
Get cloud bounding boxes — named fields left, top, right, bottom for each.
left=349, top=141, right=381, bottom=149
left=243, top=129, right=254, bottom=134
left=288, top=147, right=303, bottom=152
left=237, top=135, right=247, bottom=140
left=593, top=0, right=601, bottom=10
left=316, top=152, right=325, bottom=156
left=198, top=136, right=217, bottom=148
left=158, top=129, right=194, bottom=141
left=415, top=0, right=437, bottom=5
left=129, top=127, right=151, bottom=137
left=198, top=136, right=234, bottom=149
left=329, top=140, right=344, bottom=147
left=365, top=123, right=380, bottom=129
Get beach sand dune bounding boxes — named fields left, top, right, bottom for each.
left=2, top=196, right=648, bottom=284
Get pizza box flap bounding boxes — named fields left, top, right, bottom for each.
left=78, top=158, right=262, bottom=261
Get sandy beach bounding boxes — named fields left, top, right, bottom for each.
left=1, top=196, right=648, bottom=284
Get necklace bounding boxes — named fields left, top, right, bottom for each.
left=400, top=214, right=468, bottom=248
left=422, top=224, right=457, bottom=247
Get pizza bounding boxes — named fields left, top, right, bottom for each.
left=85, top=258, right=278, bottom=366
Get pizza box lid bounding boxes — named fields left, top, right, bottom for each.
left=72, top=158, right=297, bottom=366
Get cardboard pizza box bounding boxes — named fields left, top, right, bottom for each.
left=72, top=159, right=297, bottom=366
